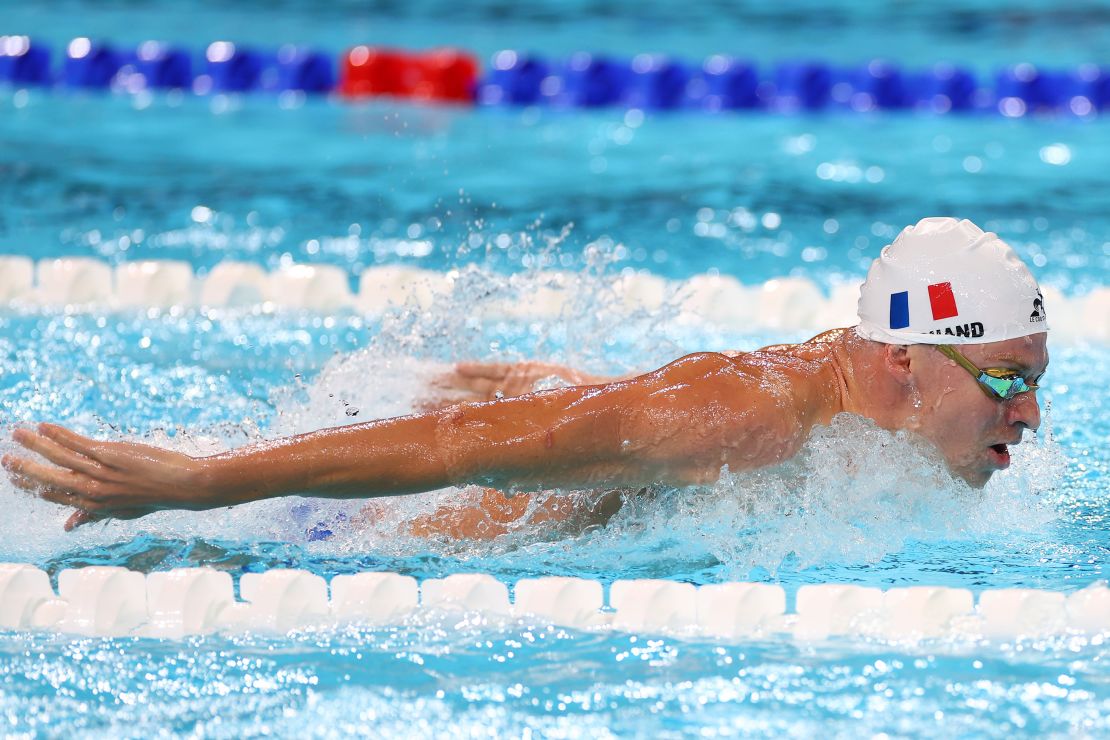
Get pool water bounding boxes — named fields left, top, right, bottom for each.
left=2, top=0, right=1109, bottom=736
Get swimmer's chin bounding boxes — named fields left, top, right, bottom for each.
left=954, top=465, right=997, bottom=490
left=955, top=448, right=1017, bottom=489
left=962, top=472, right=991, bottom=489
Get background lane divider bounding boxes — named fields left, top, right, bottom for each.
left=0, top=255, right=1106, bottom=343
left=1, top=564, right=1108, bottom=641
left=1, top=35, right=1108, bottom=116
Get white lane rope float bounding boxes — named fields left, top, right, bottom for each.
left=1, top=564, right=1107, bottom=642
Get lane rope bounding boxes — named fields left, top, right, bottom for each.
left=1, top=35, right=1107, bottom=115
left=1, top=255, right=1106, bottom=343
left=1, top=564, right=1106, bottom=641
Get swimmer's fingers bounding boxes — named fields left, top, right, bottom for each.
left=4, top=468, right=68, bottom=500
left=4, top=465, right=103, bottom=513
left=0, top=454, right=108, bottom=501
left=11, top=426, right=108, bottom=477
left=35, top=423, right=118, bottom=466
left=6, top=472, right=108, bottom=530
left=31, top=482, right=150, bottom=523
left=429, top=364, right=500, bottom=395
left=449, top=362, right=540, bottom=397
left=65, top=510, right=101, bottom=531
left=35, top=484, right=85, bottom=508
left=453, top=362, right=515, bottom=380
left=64, top=507, right=149, bottom=531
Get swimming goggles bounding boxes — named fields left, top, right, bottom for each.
left=935, top=344, right=1041, bottom=401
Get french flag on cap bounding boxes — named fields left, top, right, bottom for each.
left=889, top=282, right=958, bottom=329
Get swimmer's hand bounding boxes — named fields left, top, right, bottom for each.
left=423, top=361, right=606, bottom=409
left=3, top=423, right=210, bottom=531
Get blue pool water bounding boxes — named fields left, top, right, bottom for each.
left=2, top=0, right=1110, bottom=736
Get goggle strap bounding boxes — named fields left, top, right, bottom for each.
left=937, top=344, right=982, bottom=376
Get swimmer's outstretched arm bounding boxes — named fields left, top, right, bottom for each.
left=4, top=352, right=809, bottom=530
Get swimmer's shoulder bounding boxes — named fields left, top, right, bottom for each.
left=719, top=327, right=852, bottom=361
left=649, top=328, right=852, bottom=388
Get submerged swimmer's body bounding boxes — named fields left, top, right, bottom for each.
left=2, top=218, right=1050, bottom=536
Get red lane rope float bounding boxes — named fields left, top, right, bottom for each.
left=339, top=46, right=477, bottom=102
left=414, top=49, right=478, bottom=102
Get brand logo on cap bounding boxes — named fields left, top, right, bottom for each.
left=888, top=281, right=959, bottom=329
left=1030, top=290, right=1046, bottom=323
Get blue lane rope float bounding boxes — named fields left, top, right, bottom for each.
left=694, top=56, right=761, bottom=110
left=1, top=35, right=1108, bottom=116
left=130, top=42, right=193, bottom=89
left=0, top=36, right=51, bottom=85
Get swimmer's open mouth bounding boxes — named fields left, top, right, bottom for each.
left=988, top=442, right=1013, bottom=468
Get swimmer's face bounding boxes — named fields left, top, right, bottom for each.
left=907, top=333, right=1048, bottom=488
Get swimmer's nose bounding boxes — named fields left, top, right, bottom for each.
left=1006, top=389, right=1041, bottom=432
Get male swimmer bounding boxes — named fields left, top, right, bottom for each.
left=3, top=217, right=1049, bottom=535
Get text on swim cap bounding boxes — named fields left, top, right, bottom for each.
left=928, top=322, right=985, bottom=338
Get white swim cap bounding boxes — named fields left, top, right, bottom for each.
left=856, top=217, right=1048, bottom=345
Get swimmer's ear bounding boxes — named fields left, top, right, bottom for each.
left=883, top=344, right=914, bottom=386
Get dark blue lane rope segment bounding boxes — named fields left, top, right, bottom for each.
left=63, top=38, right=124, bottom=88
left=130, top=42, right=193, bottom=89
left=477, top=50, right=550, bottom=105
left=1, top=34, right=1108, bottom=116
left=201, top=43, right=335, bottom=94
left=0, top=36, right=51, bottom=86
left=691, top=56, right=761, bottom=110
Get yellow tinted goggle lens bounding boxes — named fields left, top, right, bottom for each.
left=978, top=368, right=1037, bottom=400
left=936, top=345, right=1040, bottom=401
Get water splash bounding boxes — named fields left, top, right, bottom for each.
left=646, top=414, right=1060, bottom=578
left=0, top=262, right=1068, bottom=575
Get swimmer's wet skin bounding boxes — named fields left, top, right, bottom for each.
left=3, top=217, right=1049, bottom=534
